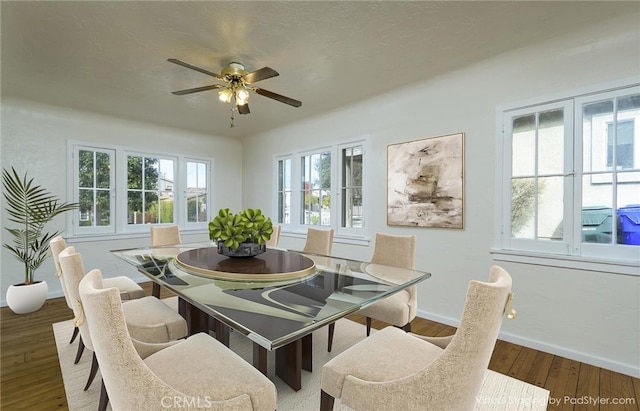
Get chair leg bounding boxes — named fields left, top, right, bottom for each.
left=152, top=282, right=160, bottom=298
left=320, top=389, right=335, bottom=411
left=403, top=322, right=412, bottom=333
left=366, top=317, right=372, bottom=336
left=327, top=322, right=335, bottom=352
left=99, top=380, right=109, bottom=411
left=84, top=352, right=100, bottom=391
left=69, top=326, right=79, bottom=344
left=74, top=336, right=85, bottom=364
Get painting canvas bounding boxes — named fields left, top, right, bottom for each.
left=387, top=132, right=464, bottom=229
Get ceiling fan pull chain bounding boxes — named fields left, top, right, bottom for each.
left=230, top=107, right=235, bottom=128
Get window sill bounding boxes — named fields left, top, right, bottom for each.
left=491, top=249, right=639, bottom=276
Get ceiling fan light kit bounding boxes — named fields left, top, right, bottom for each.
left=168, top=58, right=302, bottom=127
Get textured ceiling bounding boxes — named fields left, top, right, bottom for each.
left=2, top=1, right=637, bottom=139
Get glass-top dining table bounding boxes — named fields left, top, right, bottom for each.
left=111, top=241, right=430, bottom=391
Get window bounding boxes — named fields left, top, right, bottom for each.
left=75, top=147, right=115, bottom=234
left=127, top=155, right=175, bottom=225
left=341, top=145, right=363, bottom=229
left=70, top=142, right=211, bottom=237
left=276, top=158, right=291, bottom=224
left=185, top=159, right=209, bottom=224
left=275, top=139, right=368, bottom=239
left=496, top=84, right=640, bottom=270
left=300, top=150, right=331, bottom=226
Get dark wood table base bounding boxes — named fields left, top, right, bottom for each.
left=178, top=298, right=312, bottom=391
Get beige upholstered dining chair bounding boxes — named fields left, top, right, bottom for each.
left=150, top=224, right=182, bottom=247
left=79, top=268, right=277, bottom=411
left=266, top=224, right=281, bottom=247
left=327, top=233, right=416, bottom=351
left=302, top=227, right=334, bottom=255
left=150, top=224, right=182, bottom=298
left=358, top=233, right=417, bottom=334
left=320, top=265, right=515, bottom=411
left=58, top=247, right=187, bottom=366
left=50, top=236, right=145, bottom=345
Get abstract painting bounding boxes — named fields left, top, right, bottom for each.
left=387, top=132, right=464, bottom=229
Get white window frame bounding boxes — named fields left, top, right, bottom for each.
left=67, top=140, right=212, bottom=239
left=120, top=150, right=178, bottom=232
left=274, top=138, right=370, bottom=243
left=71, top=145, right=116, bottom=236
left=183, top=158, right=212, bottom=230
left=493, top=81, right=640, bottom=276
left=275, top=155, right=293, bottom=226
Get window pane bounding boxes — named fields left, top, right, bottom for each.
left=128, top=191, right=142, bottom=224
left=145, top=158, right=159, bottom=190
left=343, top=187, right=363, bottom=228
left=537, top=176, right=563, bottom=241
left=160, top=195, right=173, bottom=224
left=145, top=192, right=159, bottom=223
left=301, top=152, right=331, bottom=226
left=320, top=192, right=331, bottom=226
left=615, top=94, right=639, bottom=170
left=95, top=152, right=110, bottom=188
left=512, top=114, right=536, bottom=176
left=583, top=100, right=614, bottom=173
left=582, top=174, right=614, bottom=244
left=538, top=110, right=564, bottom=175
left=78, top=189, right=93, bottom=227
left=95, top=191, right=111, bottom=226
left=186, top=161, right=207, bottom=223
left=342, top=145, right=363, bottom=228
left=78, top=150, right=94, bottom=188
left=128, top=156, right=142, bottom=189
left=511, top=178, right=536, bottom=238
left=277, top=158, right=291, bottom=224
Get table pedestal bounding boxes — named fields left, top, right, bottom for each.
left=179, top=297, right=311, bottom=391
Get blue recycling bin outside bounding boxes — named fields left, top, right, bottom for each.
left=618, top=205, right=640, bottom=245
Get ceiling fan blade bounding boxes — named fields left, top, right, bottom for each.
left=254, top=88, right=302, bottom=107
left=167, top=58, right=223, bottom=79
left=242, top=67, right=279, bottom=84
left=171, top=84, right=223, bottom=95
left=237, top=104, right=250, bottom=115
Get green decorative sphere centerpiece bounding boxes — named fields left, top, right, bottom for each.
left=208, top=208, right=273, bottom=258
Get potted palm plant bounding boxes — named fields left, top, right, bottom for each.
left=3, top=167, right=78, bottom=314
left=208, top=208, right=273, bottom=257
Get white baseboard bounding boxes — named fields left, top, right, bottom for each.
left=418, top=309, right=640, bottom=379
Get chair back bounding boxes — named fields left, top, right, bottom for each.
left=370, top=233, right=416, bottom=270
left=302, top=227, right=334, bottom=255
left=58, top=247, right=94, bottom=351
left=266, top=224, right=281, bottom=247
left=150, top=225, right=181, bottom=246
left=425, top=265, right=513, bottom=410
left=79, top=270, right=183, bottom=410
left=50, top=235, right=72, bottom=310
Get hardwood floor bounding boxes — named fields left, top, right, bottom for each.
left=1, top=282, right=638, bottom=410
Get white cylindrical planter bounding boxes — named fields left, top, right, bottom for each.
left=6, top=281, right=48, bottom=314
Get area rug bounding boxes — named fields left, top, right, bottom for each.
left=53, top=319, right=549, bottom=410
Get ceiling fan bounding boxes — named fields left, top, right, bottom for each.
left=168, top=58, right=302, bottom=127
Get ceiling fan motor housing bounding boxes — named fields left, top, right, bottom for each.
left=222, top=62, right=247, bottom=81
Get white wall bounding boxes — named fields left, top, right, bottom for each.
left=1, top=99, right=243, bottom=303
left=241, top=14, right=640, bottom=377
